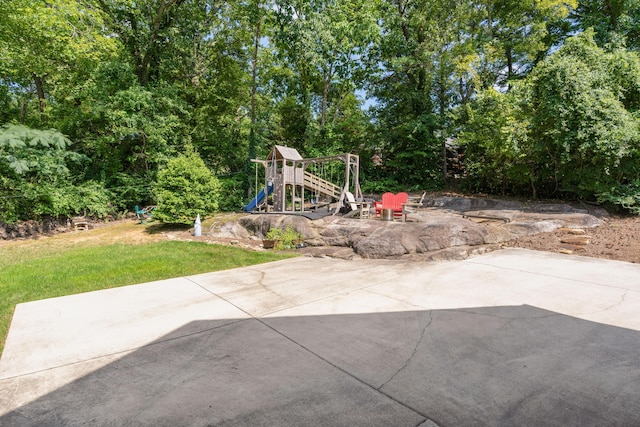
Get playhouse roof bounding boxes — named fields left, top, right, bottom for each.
left=269, top=145, right=303, bottom=161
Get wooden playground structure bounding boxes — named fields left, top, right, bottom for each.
left=243, top=145, right=364, bottom=216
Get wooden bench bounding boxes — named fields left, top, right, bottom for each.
left=72, top=216, right=90, bottom=231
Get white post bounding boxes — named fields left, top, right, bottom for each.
left=194, top=214, right=202, bottom=237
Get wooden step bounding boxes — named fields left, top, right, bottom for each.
left=560, top=236, right=590, bottom=245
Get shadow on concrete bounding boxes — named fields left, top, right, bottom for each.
left=2, top=305, right=640, bottom=426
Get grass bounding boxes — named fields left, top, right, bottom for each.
left=0, top=227, right=296, bottom=357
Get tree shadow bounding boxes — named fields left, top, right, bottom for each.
left=144, top=222, right=191, bottom=235
left=2, top=305, right=640, bottom=426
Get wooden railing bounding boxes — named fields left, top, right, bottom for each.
left=304, top=171, right=340, bottom=199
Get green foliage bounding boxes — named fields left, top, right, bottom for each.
left=21, top=181, right=114, bottom=220
left=573, top=0, right=640, bottom=50
left=218, top=175, right=246, bottom=212
left=0, top=124, right=80, bottom=177
left=528, top=30, right=640, bottom=197
left=106, top=172, right=155, bottom=212
left=265, top=225, right=303, bottom=250
left=459, top=30, right=640, bottom=203
left=476, top=0, right=577, bottom=84
left=2, top=0, right=640, bottom=218
left=0, top=175, right=20, bottom=223
left=86, top=84, right=189, bottom=177
left=457, top=88, right=533, bottom=195
left=0, top=124, right=116, bottom=222
left=0, top=0, right=117, bottom=127
left=598, top=180, right=640, bottom=214
left=360, top=177, right=403, bottom=194
left=154, top=149, right=221, bottom=224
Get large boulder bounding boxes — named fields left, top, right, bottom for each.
left=219, top=197, right=605, bottom=260
left=354, top=217, right=487, bottom=258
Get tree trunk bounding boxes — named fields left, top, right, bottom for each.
left=506, top=45, right=513, bottom=82
left=20, top=100, right=27, bottom=121
left=249, top=16, right=261, bottom=160
left=246, top=4, right=262, bottom=197
left=32, top=73, right=45, bottom=112
left=437, top=61, right=448, bottom=181
left=321, top=63, right=333, bottom=128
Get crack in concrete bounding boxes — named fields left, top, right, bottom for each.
left=465, top=258, right=639, bottom=293
left=256, top=272, right=414, bottom=318
left=377, top=311, right=434, bottom=391
left=190, top=281, right=436, bottom=425
left=574, top=289, right=629, bottom=316
left=361, top=287, right=429, bottom=311
left=256, top=315, right=434, bottom=426
left=253, top=270, right=287, bottom=300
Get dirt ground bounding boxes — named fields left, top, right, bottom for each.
left=503, top=215, right=640, bottom=264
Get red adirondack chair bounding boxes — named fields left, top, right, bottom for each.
left=377, top=192, right=409, bottom=218
left=394, top=192, right=409, bottom=217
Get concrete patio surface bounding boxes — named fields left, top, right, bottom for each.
left=1, top=248, right=640, bottom=426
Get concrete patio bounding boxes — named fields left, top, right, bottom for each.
left=1, top=248, right=639, bottom=426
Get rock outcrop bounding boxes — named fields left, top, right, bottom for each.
left=0, top=218, right=67, bottom=240
left=220, top=196, right=606, bottom=261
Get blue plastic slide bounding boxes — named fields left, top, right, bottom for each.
left=243, top=183, right=274, bottom=212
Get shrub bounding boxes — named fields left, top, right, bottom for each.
left=153, top=149, right=221, bottom=224
left=265, top=226, right=303, bottom=250
left=108, top=172, right=155, bottom=212
left=218, top=175, right=245, bottom=212
left=361, top=177, right=403, bottom=194
left=597, top=181, right=640, bottom=215
left=27, top=181, right=114, bottom=219
left=0, top=124, right=116, bottom=221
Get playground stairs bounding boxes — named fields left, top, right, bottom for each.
left=303, top=171, right=341, bottom=200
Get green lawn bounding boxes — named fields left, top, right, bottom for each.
left=0, top=240, right=295, bottom=356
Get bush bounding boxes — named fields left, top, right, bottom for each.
left=27, top=181, right=114, bottom=219
left=0, top=124, right=116, bottom=221
left=458, top=31, right=640, bottom=200
left=265, top=226, right=303, bottom=250
left=107, top=172, right=155, bottom=212
left=597, top=181, right=640, bottom=215
left=361, top=177, right=403, bottom=194
left=218, top=175, right=245, bottom=212
left=153, top=149, right=221, bottom=224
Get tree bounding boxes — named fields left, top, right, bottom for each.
left=96, top=0, right=187, bottom=86
left=272, top=0, right=379, bottom=154
left=527, top=30, right=640, bottom=198
left=0, top=124, right=115, bottom=221
left=0, top=0, right=116, bottom=125
left=491, top=0, right=575, bottom=83
left=153, top=148, right=221, bottom=224
left=459, top=30, right=640, bottom=202
left=368, top=0, right=444, bottom=187
left=573, top=0, right=640, bottom=50
left=457, top=88, right=533, bottom=195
